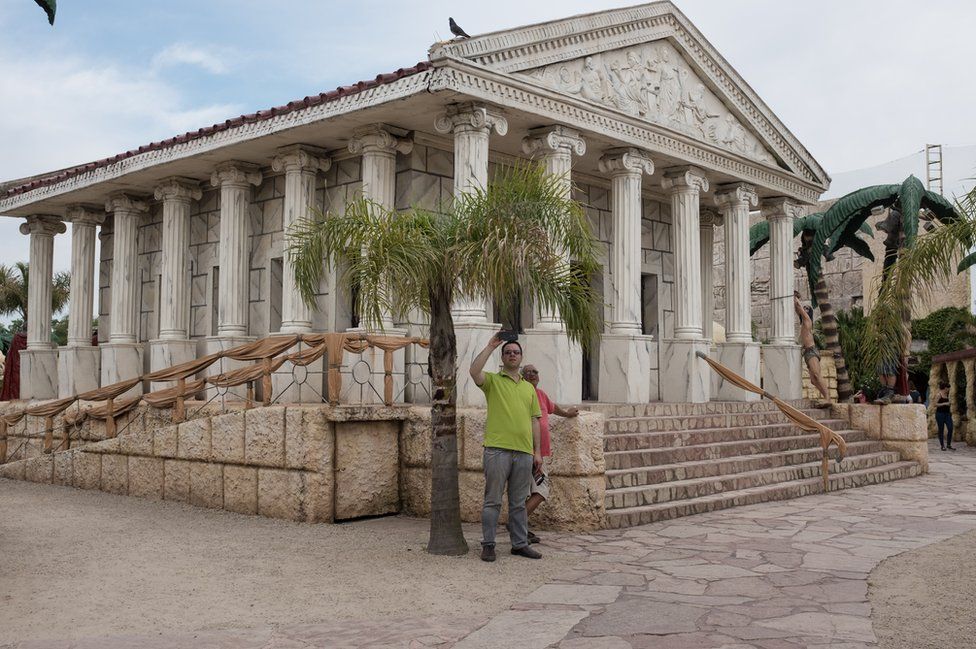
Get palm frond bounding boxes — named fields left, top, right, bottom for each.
left=748, top=220, right=770, bottom=257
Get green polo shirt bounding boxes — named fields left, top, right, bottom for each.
left=478, top=371, right=542, bottom=455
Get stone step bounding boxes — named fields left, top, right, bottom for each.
left=604, top=409, right=834, bottom=433
left=604, top=440, right=888, bottom=489
left=603, top=419, right=850, bottom=451
left=604, top=429, right=868, bottom=470
left=586, top=400, right=819, bottom=419
left=604, top=450, right=902, bottom=509
left=605, top=461, right=923, bottom=528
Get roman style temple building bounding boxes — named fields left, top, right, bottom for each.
left=0, top=2, right=830, bottom=407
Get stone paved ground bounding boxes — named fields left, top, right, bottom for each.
left=5, top=440, right=976, bottom=648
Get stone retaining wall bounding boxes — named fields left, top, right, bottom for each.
left=832, top=403, right=929, bottom=472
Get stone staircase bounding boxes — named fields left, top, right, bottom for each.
left=587, top=401, right=922, bottom=528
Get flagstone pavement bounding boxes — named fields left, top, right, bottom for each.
left=8, top=440, right=976, bottom=649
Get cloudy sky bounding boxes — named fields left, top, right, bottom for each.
left=0, top=0, right=973, bottom=279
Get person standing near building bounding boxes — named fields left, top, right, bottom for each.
left=935, top=382, right=955, bottom=451
left=518, top=364, right=579, bottom=544
left=794, top=294, right=831, bottom=407
left=469, top=333, right=543, bottom=562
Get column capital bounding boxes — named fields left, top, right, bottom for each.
left=522, top=125, right=586, bottom=158
left=348, top=124, right=413, bottom=157
left=211, top=161, right=263, bottom=189
left=661, top=166, right=709, bottom=193
left=65, top=204, right=106, bottom=227
left=154, top=177, right=203, bottom=203
left=598, top=148, right=654, bottom=176
left=760, top=197, right=804, bottom=221
left=434, top=102, right=508, bottom=137
left=714, top=182, right=758, bottom=211
left=105, top=192, right=150, bottom=215
left=20, top=214, right=66, bottom=237
left=699, top=208, right=723, bottom=228
left=271, top=144, right=332, bottom=174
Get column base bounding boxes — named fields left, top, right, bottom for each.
left=598, top=333, right=655, bottom=404
left=716, top=341, right=761, bottom=401
left=273, top=354, right=325, bottom=404
left=522, top=328, right=582, bottom=404
left=763, top=343, right=803, bottom=400
left=201, top=336, right=257, bottom=400
left=57, top=346, right=100, bottom=398
left=149, top=339, right=198, bottom=391
left=454, top=322, right=502, bottom=407
left=20, top=348, right=59, bottom=400
left=660, top=339, right=712, bottom=403
left=100, top=343, right=145, bottom=398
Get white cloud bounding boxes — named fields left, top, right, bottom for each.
left=151, top=42, right=232, bottom=75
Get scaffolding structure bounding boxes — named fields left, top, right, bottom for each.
left=925, top=143, right=944, bottom=195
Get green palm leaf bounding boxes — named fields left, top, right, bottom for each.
left=899, top=175, right=924, bottom=246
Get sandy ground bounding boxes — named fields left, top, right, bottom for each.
left=870, top=528, right=976, bottom=649
left=0, top=479, right=575, bottom=645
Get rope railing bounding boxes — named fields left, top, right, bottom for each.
left=0, top=332, right=429, bottom=462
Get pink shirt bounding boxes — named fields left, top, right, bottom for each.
left=536, top=387, right=556, bottom=457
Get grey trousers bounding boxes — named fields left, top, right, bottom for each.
left=481, top=447, right=532, bottom=549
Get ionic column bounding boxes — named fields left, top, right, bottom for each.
left=348, top=125, right=412, bottom=331
left=662, top=167, right=709, bottom=340
left=435, top=103, right=508, bottom=323
left=699, top=209, right=721, bottom=342
left=106, top=194, right=148, bottom=344
left=715, top=183, right=759, bottom=342
left=21, top=215, right=65, bottom=349
left=522, top=125, right=586, bottom=329
left=64, top=206, right=103, bottom=347
left=272, top=145, right=331, bottom=333
left=211, top=162, right=262, bottom=336
left=154, top=178, right=201, bottom=340
left=763, top=197, right=802, bottom=344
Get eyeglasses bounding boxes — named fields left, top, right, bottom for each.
left=502, top=350, right=522, bottom=356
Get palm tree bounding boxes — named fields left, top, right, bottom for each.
left=750, top=214, right=874, bottom=400
left=811, top=176, right=960, bottom=395
left=288, top=164, right=599, bottom=555
left=0, top=261, right=71, bottom=331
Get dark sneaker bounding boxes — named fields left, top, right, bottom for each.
left=511, top=545, right=542, bottom=559
left=480, top=545, right=496, bottom=562
left=527, top=530, right=541, bottom=544
left=948, top=446, right=957, bottom=451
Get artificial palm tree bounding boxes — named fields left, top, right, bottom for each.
left=750, top=213, right=873, bottom=400
left=0, top=261, right=71, bottom=331
left=288, top=164, right=600, bottom=555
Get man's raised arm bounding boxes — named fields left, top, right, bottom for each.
left=469, top=333, right=503, bottom=386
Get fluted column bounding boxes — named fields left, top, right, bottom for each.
left=272, top=145, right=331, bottom=333
left=435, top=103, right=508, bottom=322
left=763, top=197, right=802, bottom=344
left=715, top=183, right=759, bottom=342
left=106, top=194, right=148, bottom=343
left=349, top=125, right=412, bottom=330
left=211, top=162, right=262, bottom=336
left=662, top=167, right=709, bottom=340
left=699, top=210, right=721, bottom=342
left=64, top=206, right=104, bottom=346
left=21, top=215, right=65, bottom=349
left=154, top=178, right=201, bottom=340
left=522, top=125, right=586, bottom=329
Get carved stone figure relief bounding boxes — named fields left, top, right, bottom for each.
left=520, top=41, right=777, bottom=166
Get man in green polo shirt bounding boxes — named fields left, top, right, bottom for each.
left=470, top=333, right=543, bottom=562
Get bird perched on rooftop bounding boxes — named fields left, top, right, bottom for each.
left=449, top=17, right=471, bottom=39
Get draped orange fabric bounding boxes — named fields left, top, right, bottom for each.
left=25, top=397, right=79, bottom=418
left=76, top=377, right=142, bottom=402
left=142, top=379, right=207, bottom=408
left=207, top=357, right=287, bottom=388
left=143, top=352, right=222, bottom=382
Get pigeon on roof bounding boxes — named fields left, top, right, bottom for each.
left=449, top=17, right=470, bottom=39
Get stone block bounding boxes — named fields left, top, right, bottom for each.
left=163, top=459, right=191, bottom=502
left=223, top=465, right=258, bottom=515
left=211, top=412, right=245, bottom=464
left=401, top=466, right=432, bottom=517
left=24, top=455, right=54, bottom=484
left=120, top=426, right=154, bottom=456
left=257, top=468, right=304, bottom=520
left=459, top=410, right=485, bottom=472
left=305, top=471, right=334, bottom=523
left=154, top=425, right=179, bottom=458
left=99, top=343, right=145, bottom=399
left=284, top=407, right=333, bottom=472
left=715, top=342, right=762, bottom=401
left=546, top=413, right=606, bottom=477
left=880, top=404, right=927, bottom=441
left=882, top=440, right=929, bottom=473
left=245, top=407, right=286, bottom=467
left=100, top=454, right=128, bottom=495
left=53, top=450, right=74, bottom=486
left=334, top=420, right=399, bottom=520
left=763, top=344, right=803, bottom=400
left=400, top=408, right=432, bottom=468
left=850, top=404, right=882, bottom=439
left=830, top=403, right=851, bottom=424
left=459, top=469, right=487, bottom=523
left=600, top=334, right=655, bottom=403
left=128, top=456, right=164, bottom=500
left=532, top=475, right=607, bottom=532
left=73, top=451, right=101, bottom=490
left=177, top=418, right=212, bottom=461
left=0, top=459, right=27, bottom=481
left=190, top=463, right=223, bottom=509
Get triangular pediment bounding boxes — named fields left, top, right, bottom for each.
left=430, top=2, right=828, bottom=188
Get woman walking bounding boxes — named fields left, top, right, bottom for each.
left=935, top=382, right=955, bottom=451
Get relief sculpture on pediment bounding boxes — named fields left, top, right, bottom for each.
left=521, top=42, right=777, bottom=166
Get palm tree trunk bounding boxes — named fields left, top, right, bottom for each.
left=425, top=285, right=468, bottom=556
left=813, top=277, right=853, bottom=401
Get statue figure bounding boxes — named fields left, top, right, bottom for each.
left=578, top=56, right=607, bottom=103
left=655, top=47, right=682, bottom=122
left=680, top=83, right=717, bottom=137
